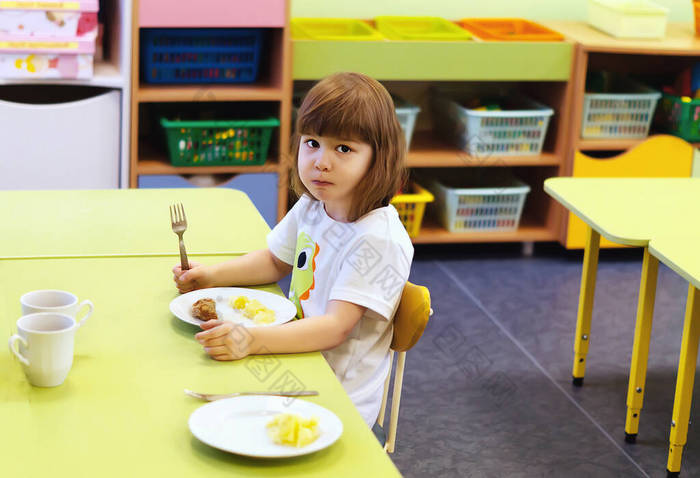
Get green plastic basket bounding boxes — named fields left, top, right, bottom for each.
left=160, top=117, right=280, bottom=166
left=657, top=93, right=700, bottom=142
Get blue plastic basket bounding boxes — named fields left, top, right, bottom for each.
left=141, top=28, right=263, bottom=84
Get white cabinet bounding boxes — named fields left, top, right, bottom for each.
left=0, top=89, right=120, bottom=189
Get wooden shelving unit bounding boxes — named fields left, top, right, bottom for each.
left=544, top=21, right=700, bottom=247
left=293, top=36, right=575, bottom=244
left=129, top=0, right=292, bottom=222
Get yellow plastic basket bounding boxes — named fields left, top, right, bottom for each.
left=391, top=182, right=435, bottom=238
left=375, top=16, right=472, bottom=41
left=291, top=18, right=385, bottom=41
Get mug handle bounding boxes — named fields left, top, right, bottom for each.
left=76, top=299, right=94, bottom=328
left=8, top=335, right=29, bottom=366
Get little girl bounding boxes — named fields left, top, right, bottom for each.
left=173, top=72, right=413, bottom=427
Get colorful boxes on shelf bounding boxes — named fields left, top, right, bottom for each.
left=0, top=0, right=98, bottom=79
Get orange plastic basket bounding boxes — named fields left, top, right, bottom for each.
left=459, top=18, right=564, bottom=41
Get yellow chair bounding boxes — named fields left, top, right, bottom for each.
left=374, top=281, right=432, bottom=453
left=566, top=135, right=694, bottom=249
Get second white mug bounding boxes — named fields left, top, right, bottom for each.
left=20, top=289, right=93, bottom=325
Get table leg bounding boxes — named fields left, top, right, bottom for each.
left=624, top=247, right=659, bottom=443
left=667, top=284, right=700, bottom=477
left=572, top=225, right=600, bottom=386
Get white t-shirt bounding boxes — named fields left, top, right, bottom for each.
left=267, top=194, right=414, bottom=426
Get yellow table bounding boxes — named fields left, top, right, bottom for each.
left=648, top=238, right=700, bottom=476
left=0, top=255, right=400, bottom=477
left=0, top=189, right=270, bottom=259
left=544, top=177, right=700, bottom=474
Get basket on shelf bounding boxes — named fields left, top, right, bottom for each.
left=290, top=18, right=384, bottom=40
left=142, top=28, right=263, bottom=84
left=458, top=18, right=564, bottom=41
left=160, top=117, right=279, bottom=167
left=432, top=90, right=553, bottom=157
left=374, top=16, right=472, bottom=41
left=582, top=72, right=661, bottom=139
left=390, top=182, right=434, bottom=238
left=393, top=96, right=420, bottom=149
left=656, top=93, right=700, bottom=141
left=423, top=172, right=530, bottom=233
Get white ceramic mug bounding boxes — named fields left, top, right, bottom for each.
left=8, top=312, right=88, bottom=387
left=21, top=289, right=93, bottom=322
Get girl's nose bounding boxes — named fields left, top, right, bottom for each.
left=315, top=149, right=331, bottom=171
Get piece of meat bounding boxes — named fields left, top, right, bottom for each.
left=191, top=298, right=218, bottom=321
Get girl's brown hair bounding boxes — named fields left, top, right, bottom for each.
left=289, top=72, right=407, bottom=222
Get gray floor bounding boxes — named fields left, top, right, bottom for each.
left=386, top=243, right=700, bottom=478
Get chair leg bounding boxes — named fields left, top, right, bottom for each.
left=377, top=350, right=394, bottom=427
left=386, top=351, right=406, bottom=454
left=572, top=225, right=600, bottom=386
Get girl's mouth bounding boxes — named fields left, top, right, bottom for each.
left=312, top=180, right=333, bottom=186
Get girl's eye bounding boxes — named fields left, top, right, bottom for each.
left=336, top=144, right=351, bottom=153
left=304, top=139, right=319, bottom=148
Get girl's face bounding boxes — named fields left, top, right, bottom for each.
left=298, top=134, right=373, bottom=222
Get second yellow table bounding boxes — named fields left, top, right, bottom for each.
left=544, top=177, right=700, bottom=443
left=0, top=188, right=270, bottom=259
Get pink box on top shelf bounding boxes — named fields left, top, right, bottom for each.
left=139, top=0, right=286, bottom=27
left=0, top=1, right=98, bottom=79
left=0, top=1, right=98, bottom=38
left=0, top=34, right=95, bottom=78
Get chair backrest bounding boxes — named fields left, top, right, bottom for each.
left=391, top=281, right=431, bottom=352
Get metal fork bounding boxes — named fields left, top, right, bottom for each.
left=184, top=389, right=319, bottom=401
left=170, top=203, right=190, bottom=271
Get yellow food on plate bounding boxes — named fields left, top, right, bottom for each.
left=253, top=309, right=275, bottom=324
left=229, top=295, right=276, bottom=324
left=266, top=413, right=320, bottom=447
left=231, top=295, right=249, bottom=310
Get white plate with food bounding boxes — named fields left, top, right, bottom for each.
left=188, top=395, right=343, bottom=458
left=170, top=287, right=297, bottom=327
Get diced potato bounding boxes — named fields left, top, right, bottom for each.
left=230, top=295, right=249, bottom=310
left=230, top=296, right=276, bottom=324
left=266, top=413, right=320, bottom=447
left=253, top=309, right=275, bottom=324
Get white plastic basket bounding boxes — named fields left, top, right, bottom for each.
left=582, top=75, right=661, bottom=139
left=588, top=0, right=668, bottom=39
left=432, top=92, right=553, bottom=157
left=393, top=96, right=420, bottom=150
left=424, top=175, right=531, bottom=233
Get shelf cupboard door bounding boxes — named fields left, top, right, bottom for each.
left=139, top=0, right=286, bottom=28
left=0, top=90, right=121, bottom=190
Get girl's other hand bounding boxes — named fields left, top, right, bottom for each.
left=195, top=320, right=252, bottom=361
left=172, top=261, right=210, bottom=293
